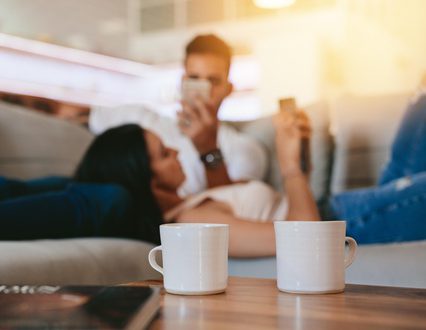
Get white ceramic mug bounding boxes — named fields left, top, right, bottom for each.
left=148, top=223, right=229, bottom=295
left=274, top=221, right=357, bottom=294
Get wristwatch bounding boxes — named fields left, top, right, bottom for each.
left=200, top=148, right=224, bottom=169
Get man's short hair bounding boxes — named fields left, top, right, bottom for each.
left=185, top=34, right=232, bottom=73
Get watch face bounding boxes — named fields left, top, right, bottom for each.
left=205, top=154, right=216, bottom=163
left=201, top=149, right=224, bottom=169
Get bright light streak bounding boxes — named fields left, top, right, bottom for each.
left=253, top=0, right=295, bottom=9
left=0, top=33, right=155, bottom=77
left=0, top=34, right=262, bottom=120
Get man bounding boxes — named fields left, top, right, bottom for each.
left=90, top=34, right=267, bottom=196
left=176, top=34, right=266, bottom=192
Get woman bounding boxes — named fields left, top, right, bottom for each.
left=76, top=109, right=320, bottom=257
left=0, top=110, right=320, bottom=257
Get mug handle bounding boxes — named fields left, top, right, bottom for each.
left=344, top=237, right=357, bottom=268
left=148, top=246, right=163, bottom=275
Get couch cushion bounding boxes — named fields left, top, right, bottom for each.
left=345, top=240, right=426, bottom=288
left=0, top=238, right=159, bottom=285
left=330, top=93, right=411, bottom=194
left=0, top=102, right=93, bottom=179
left=229, top=240, right=426, bottom=288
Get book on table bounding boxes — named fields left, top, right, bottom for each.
left=0, top=284, right=160, bottom=329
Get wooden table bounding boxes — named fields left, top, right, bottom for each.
left=132, top=277, right=426, bottom=330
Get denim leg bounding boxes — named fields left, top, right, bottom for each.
left=68, top=183, right=136, bottom=237
left=379, top=95, right=426, bottom=185
left=0, top=183, right=134, bottom=240
left=0, top=176, right=72, bottom=201
left=331, top=172, right=426, bottom=244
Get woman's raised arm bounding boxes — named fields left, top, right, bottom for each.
left=273, top=110, right=320, bottom=221
left=176, top=200, right=276, bottom=258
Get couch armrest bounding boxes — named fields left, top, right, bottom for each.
left=0, top=238, right=160, bottom=285
left=0, top=102, right=93, bottom=179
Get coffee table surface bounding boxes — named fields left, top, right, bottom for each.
left=131, top=276, right=426, bottom=330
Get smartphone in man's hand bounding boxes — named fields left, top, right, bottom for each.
left=181, top=78, right=211, bottom=106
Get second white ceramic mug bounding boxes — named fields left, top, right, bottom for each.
left=148, top=223, right=229, bottom=295
left=274, top=221, right=357, bottom=294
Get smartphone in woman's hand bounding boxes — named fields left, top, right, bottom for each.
left=279, top=97, right=297, bottom=114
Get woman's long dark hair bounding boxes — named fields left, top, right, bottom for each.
left=74, top=124, right=162, bottom=244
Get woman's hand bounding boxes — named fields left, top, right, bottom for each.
left=274, top=110, right=320, bottom=221
left=273, top=110, right=312, bottom=178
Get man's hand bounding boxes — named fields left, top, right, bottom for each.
left=177, top=97, right=219, bottom=155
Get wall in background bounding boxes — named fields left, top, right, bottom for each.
left=0, top=0, right=425, bottom=118
left=0, top=0, right=130, bottom=58
left=335, top=0, right=426, bottom=96
left=130, top=0, right=426, bottom=113
left=130, top=7, right=340, bottom=113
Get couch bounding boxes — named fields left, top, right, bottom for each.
left=1, top=95, right=425, bottom=288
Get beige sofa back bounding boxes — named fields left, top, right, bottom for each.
left=236, top=93, right=413, bottom=198
left=329, top=93, right=411, bottom=194
left=0, top=93, right=411, bottom=198
left=231, top=101, right=331, bottom=201
left=0, top=102, right=93, bottom=179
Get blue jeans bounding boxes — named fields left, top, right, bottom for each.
left=379, top=95, right=426, bottom=184
left=0, top=177, right=135, bottom=240
left=331, top=95, right=426, bottom=244
left=331, top=173, right=426, bottom=244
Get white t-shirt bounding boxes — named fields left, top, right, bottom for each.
left=164, top=181, right=288, bottom=222
left=89, top=104, right=268, bottom=196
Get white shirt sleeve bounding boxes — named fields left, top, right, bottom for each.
left=218, top=124, right=268, bottom=182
